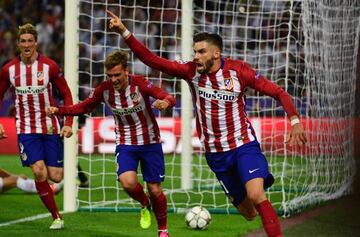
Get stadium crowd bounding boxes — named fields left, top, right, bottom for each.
left=0, top=0, right=359, bottom=117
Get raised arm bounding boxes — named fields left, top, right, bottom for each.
left=106, top=10, right=196, bottom=80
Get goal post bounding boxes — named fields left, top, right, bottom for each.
left=65, top=0, right=360, bottom=216
left=64, top=0, right=79, bottom=212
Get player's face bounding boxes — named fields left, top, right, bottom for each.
left=193, top=41, right=220, bottom=74
left=18, top=34, right=37, bottom=61
left=106, top=64, right=128, bottom=91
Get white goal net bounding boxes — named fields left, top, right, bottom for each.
left=69, top=0, right=360, bottom=216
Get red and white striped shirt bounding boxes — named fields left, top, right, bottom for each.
left=57, top=75, right=175, bottom=146
left=126, top=34, right=299, bottom=152
left=0, top=55, right=73, bottom=134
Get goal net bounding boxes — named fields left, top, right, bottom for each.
left=70, top=0, right=360, bottom=216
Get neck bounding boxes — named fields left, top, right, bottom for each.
left=208, top=58, right=221, bottom=74
left=21, top=52, right=38, bottom=65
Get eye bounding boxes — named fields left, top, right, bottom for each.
left=107, top=73, right=121, bottom=78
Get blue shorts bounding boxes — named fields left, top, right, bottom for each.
left=205, top=141, right=274, bottom=206
left=115, top=143, right=165, bottom=183
left=17, top=134, right=64, bottom=167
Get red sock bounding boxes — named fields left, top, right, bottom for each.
left=255, top=200, right=282, bottom=237
left=125, top=183, right=150, bottom=207
left=150, top=192, right=167, bottom=231
left=35, top=180, right=61, bottom=220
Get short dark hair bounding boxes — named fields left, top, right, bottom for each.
left=193, top=32, right=223, bottom=51
left=17, top=23, right=38, bottom=41
left=104, top=50, right=128, bottom=70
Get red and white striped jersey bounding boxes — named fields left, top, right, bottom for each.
left=57, top=75, right=175, bottom=146
left=126, top=34, right=299, bottom=152
left=0, top=55, right=73, bottom=134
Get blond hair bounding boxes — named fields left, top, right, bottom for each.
left=104, top=50, right=128, bottom=70
left=17, top=23, right=38, bottom=41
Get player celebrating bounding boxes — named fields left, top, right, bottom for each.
left=0, top=23, right=73, bottom=229
left=46, top=50, right=174, bottom=237
left=107, top=10, right=307, bottom=237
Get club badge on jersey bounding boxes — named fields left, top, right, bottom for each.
left=223, top=77, right=234, bottom=91
left=130, top=92, right=140, bottom=105
left=37, top=71, right=44, bottom=81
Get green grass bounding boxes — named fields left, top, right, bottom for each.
left=0, top=154, right=262, bottom=237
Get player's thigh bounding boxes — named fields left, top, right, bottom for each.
left=119, top=170, right=138, bottom=189
left=236, top=141, right=274, bottom=189
left=115, top=145, right=140, bottom=177
left=43, top=134, right=64, bottom=168
left=138, top=143, right=165, bottom=183
left=205, top=149, right=246, bottom=206
left=213, top=170, right=246, bottom=207
left=17, top=134, right=45, bottom=167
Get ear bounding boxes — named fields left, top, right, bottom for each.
left=213, top=48, right=221, bottom=60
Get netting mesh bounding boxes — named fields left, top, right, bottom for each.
left=75, top=0, right=359, bottom=216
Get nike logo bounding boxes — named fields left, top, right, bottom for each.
left=249, top=168, right=259, bottom=174
left=57, top=160, right=63, bottom=163
left=159, top=174, right=165, bottom=178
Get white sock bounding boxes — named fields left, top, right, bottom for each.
left=16, top=177, right=37, bottom=193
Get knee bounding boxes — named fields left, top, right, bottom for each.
left=147, top=184, right=162, bottom=198
left=49, top=173, right=63, bottom=183
left=120, top=178, right=137, bottom=191
left=247, top=189, right=266, bottom=205
left=32, top=165, right=47, bottom=181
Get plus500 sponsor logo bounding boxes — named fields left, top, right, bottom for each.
left=198, top=87, right=236, bottom=101
left=15, top=86, right=47, bottom=95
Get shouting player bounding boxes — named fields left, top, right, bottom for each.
left=46, top=50, right=174, bottom=237
left=107, top=10, right=307, bottom=237
left=0, top=23, right=73, bottom=229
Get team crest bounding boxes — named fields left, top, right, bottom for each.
left=224, top=77, right=234, bottom=91
left=130, top=92, right=140, bottom=105
left=37, top=71, right=44, bottom=81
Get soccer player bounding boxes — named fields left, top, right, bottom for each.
left=46, top=50, right=175, bottom=237
left=0, top=168, right=63, bottom=194
left=107, top=10, right=307, bottom=237
left=0, top=23, right=73, bottom=230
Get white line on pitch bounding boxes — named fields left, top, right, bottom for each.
left=0, top=211, right=66, bottom=227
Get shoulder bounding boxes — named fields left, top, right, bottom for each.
left=223, top=58, right=247, bottom=69
left=38, top=55, right=58, bottom=67
left=1, top=57, right=19, bottom=71
left=129, top=74, right=148, bottom=87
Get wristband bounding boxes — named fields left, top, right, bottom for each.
left=290, top=118, right=300, bottom=126
left=121, top=29, right=131, bottom=38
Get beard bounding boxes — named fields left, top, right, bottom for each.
left=197, top=58, right=214, bottom=74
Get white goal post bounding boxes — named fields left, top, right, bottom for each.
left=64, top=0, right=360, bottom=216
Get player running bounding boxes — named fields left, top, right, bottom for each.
left=46, top=50, right=174, bottom=237
left=0, top=23, right=73, bottom=230
left=107, top=10, right=307, bottom=237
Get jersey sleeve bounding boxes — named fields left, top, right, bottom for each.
left=136, top=77, right=176, bottom=107
left=49, top=62, right=74, bottom=126
left=241, top=62, right=299, bottom=118
left=58, top=84, right=104, bottom=116
left=125, top=34, right=196, bottom=80
left=0, top=67, right=11, bottom=112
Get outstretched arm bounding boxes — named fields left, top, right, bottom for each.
left=242, top=64, right=307, bottom=147
left=106, top=10, right=195, bottom=80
